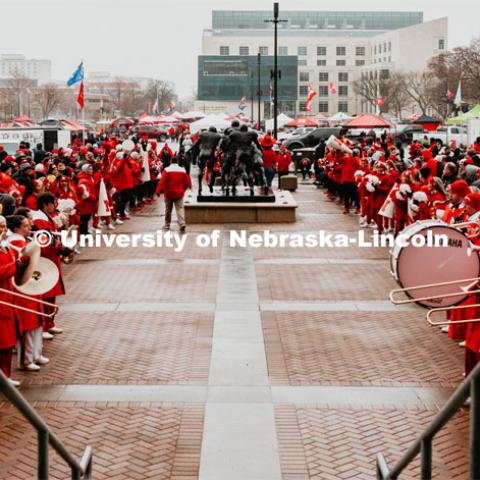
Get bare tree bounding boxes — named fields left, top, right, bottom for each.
left=402, top=71, right=439, bottom=115
left=144, top=79, right=177, bottom=112
left=352, top=71, right=409, bottom=117
left=32, top=83, right=62, bottom=119
left=5, top=70, right=34, bottom=117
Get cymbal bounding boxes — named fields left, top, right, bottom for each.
left=16, top=242, right=41, bottom=286
left=13, top=257, right=59, bottom=296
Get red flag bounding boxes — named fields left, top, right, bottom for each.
left=305, top=83, right=317, bottom=112
left=77, top=81, right=84, bottom=109
left=329, top=82, right=337, bottom=94
left=377, top=97, right=385, bottom=107
left=447, top=89, right=454, bottom=99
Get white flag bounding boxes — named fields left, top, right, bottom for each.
left=97, top=179, right=111, bottom=216
left=142, top=150, right=151, bottom=182
left=454, top=81, right=462, bottom=107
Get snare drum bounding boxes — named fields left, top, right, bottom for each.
left=390, top=220, right=480, bottom=308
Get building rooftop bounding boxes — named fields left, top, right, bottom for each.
left=205, top=28, right=387, bottom=38
left=212, top=10, right=423, bottom=31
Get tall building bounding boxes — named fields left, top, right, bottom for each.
left=0, top=54, right=51, bottom=85
left=197, top=11, right=448, bottom=117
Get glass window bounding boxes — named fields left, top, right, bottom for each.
left=336, top=59, right=346, bottom=66
left=439, top=39, right=445, bottom=50
left=318, top=86, right=329, bottom=96
left=239, top=46, right=249, bottom=55
left=279, top=46, right=288, bottom=56
left=317, top=59, right=327, bottom=66
left=299, top=102, right=308, bottom=111
left=374, top=45, right=377, bottom=55
left=319, top=72, right=329, bottom=82
left=318, top=102, right=329, bottom=113
left=338, top=101, right=348, bottom=112
left=298, top=59, right=307, bottom=66
left=356, top=60, right=365, bottom=66
left=338, top=72, right=348, bottom=82
left=219, top=46, right=230, bottom=55
left=203, top=60, right=248, bottom=76
left=383, top=42, right=387, bottom=53
left=299, top=72, right=309, bottom=82
left=317, top=46, right=327, bottom=56
left=338, top=85, right=348, bottom=96
left=299, top=85, right=308, bottom=96
left=356, top=46, right=365, bottom=56
left=336, top=46, right=346, bottom=56
left=259, top=46, right=269, bottom=55
left=380, top=69, right=390, bottom=79
left=388, top=41, right=392, bottom=51
left=298, top=46, right=307, bottom=56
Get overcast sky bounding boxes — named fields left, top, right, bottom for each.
left=2, top=0, right=479, bottom=98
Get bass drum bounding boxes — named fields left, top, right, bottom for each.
left=390, top=220, right=480, bottom=308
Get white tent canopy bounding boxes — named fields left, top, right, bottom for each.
left=189, top=114, right=230, bottom=133
left=265, top=113, right=293, bottom=132
left=329, top=112, right=354, bottom=123
left=179, top=110, right=207, bottom=120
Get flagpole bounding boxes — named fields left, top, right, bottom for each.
left=82, top=59, right=86, bottom=144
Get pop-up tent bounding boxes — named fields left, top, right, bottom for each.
left=285, top=116, right=318, bottom=127
left=189, top=114, right=231, bottom=133
left=447, top=105, right=480, bottom=125
left=343, top=114, right=392, bottom=129
left=265, top=113, right=293, bottom=131
left=329, top=112, right=354, bottom=123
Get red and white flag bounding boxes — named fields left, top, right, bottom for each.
left=97, top=179, right=111, bottom=216
left=447, top=89, right=455, bottom=99
left=77, top=81, right=85, bottom=109
left=377, top=97, right=385, bottom=107
left=305, top=83, right=317, bottom=112
left=329, top=82, right=337, bottom=94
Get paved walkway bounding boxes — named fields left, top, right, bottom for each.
left=0, top=176, right=470, bottom=479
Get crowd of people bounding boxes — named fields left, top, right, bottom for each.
left=1, top=121, right=480, bottom=385
left=315, top=131, right=480, bottom=378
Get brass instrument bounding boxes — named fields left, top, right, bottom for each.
left=0, top=288, right=58, bottom=318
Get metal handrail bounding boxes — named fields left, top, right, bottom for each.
left=376, top=361, right=480, bottom=480
left=0, top=370, right=93, bottom=479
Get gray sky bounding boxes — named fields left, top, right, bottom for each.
left=2, top=0, right=479, bottom=99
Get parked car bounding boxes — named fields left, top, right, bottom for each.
left=412, top=125, right=468, bottom=146
left=284, top=127, right=345, bottom=150
left=277, top=126, right=317, bottom=142
left=135, top=124, right=169, bottom=141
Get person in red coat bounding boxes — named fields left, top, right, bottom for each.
left=339, top=151, right=360, bottom=214
left=6, top=215, right=49, bottom=371
left=32, top=192, right=65, bottom=338
left=110, top=151, right=134, bottom=220
left=76, top=164, right=98, bottom=235
left=156, top=157, right=192, bottom=233
left=0, top=215, right=30, bottom=386
left=260, top=135, right=277, bottom=192
left=276, top=146, right=292, bottom=185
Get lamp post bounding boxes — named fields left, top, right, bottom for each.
left=257, top=53, right=262, bottom=127
left=265, top=3, right=287, bottom=138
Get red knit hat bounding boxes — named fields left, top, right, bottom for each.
left=449, top=180, right=470, bottom=197
left=464, top=193, right=480, bottom=211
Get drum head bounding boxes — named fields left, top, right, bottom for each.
left=396, top=225, right=480, bottom=308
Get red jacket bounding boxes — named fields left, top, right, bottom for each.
left=262, top=149, right=277, bottom=169
left=110, top=157, right=134, bottom=192
left=340, top=154, right=359, bottom=183
left=156, top=163, right=192, bottom=200
left=276, top=151, right=291, bottom=173
left=0, top=247, right=17, bottom=349
left=76, top=172, right=97, bottom=215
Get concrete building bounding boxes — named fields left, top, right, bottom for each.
left=0, top=54, right=51, bottom=85
left=196, top=11, right=448, bottom=117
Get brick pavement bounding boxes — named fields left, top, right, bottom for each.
left=14, top=312, right=213, bottom=385
left=0, top=403, right=203, bottom=480
left=275, top=405, right=469, bottom=480
left=262, top=311, right=464, bottom=387
left=0, top=178, right=471, bottom=479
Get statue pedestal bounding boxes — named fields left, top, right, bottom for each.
left=184, top=187, right=297, bottom=223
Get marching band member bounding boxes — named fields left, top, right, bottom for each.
left=6, top=215, right=49, bottom=371
left=32, top=192, right=65, bottom=339
left=0, top=215, right=29, bottom=386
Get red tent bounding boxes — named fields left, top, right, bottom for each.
left=343, top=114, right=392, bottom=129
left=286, top=116, right=318, bottom=127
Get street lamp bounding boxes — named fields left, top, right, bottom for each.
left=265, top=2, right=287, bottom=138
left=257, top=53, right=262, bottom=127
